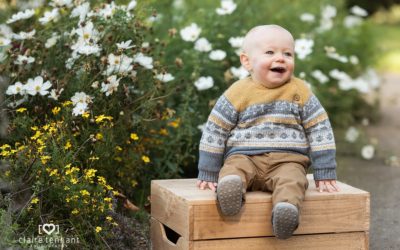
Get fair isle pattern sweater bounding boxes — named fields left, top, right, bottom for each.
left=198, top=77, right=337, bottom=183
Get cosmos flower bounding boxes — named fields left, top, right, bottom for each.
left=230, top=66, right=249, bottom=79
left=39, top=8, right=60, bottom=25
left=194, top=38, right=212, bottom=52
left=6, top=9, right=35, bottom=24
left=6, top=82, right=25, bottom=95
left=295, top=38, right=314, bottom=60
left=194, top=76, right=214, bottom=91
left=209, top=50, right=226, bottom=61
left=216, top=0, right=237, bottom=15
left=14, top=55, right=35, bottom=65
left=155, top=73, right=175, bottom=82
left=25, top=76, right=52, bottom=96
left=133, top=53, right=153, bottom=69
left=180, top=23, right=201, bottom=42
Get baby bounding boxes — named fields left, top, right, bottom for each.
left=196, top=24, right=339, bottom=239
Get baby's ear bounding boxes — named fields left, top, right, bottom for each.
left=239, top=52, right=252, bottom=71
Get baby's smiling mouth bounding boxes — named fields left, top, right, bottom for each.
left=270, top=67, right=286, bottom=73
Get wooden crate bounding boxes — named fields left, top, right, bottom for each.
left=151, top=174, right=370, bottom=250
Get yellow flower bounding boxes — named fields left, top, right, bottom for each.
left=49, top=169, right=58, bottom=177
left=62, top=101, right=73, bottom=107
left=95, top=115, right=113, bottom=124
left=82, top=112, right=90, bottom=119
left=97, top=176, right=107, bottom=185
left=106, top=216, right=113, bottom=222
left=114, top=157, right=122, bottom=162
left=80, top=190, right=90, bottom=196
left=115, top=146, right=123, bottom=151
left=104, top=197, right=112, bottom=203
left=131, top=180, right=138, bottom=187
left=31, top=131, right=43, bottom=140
left=95, top=133, right=103, bottom=140
left=40, top=155, right=52, bottom=164
left=142, top=155, right=150, bottom=163
left=70, top=178, right=78, bottom=184
left=64, top=140, right=72, bottom=150
left=52, top=107, right=61, bottom=115
left=71, top=209, right=79, bottom=215
left=16, top=107, right=27, bottom=113
left=31, top=126, right=38, bottom=131
left=66, top=197, right=70, bottom=203
left=84, top=169, right=97, bottom=180
left=168, top=118, right=181, bottom=128
left=31, top=197, right=39, bottom=204
left=159, top=128, right=168, bottom=136
left=95, top=227, right=102, bottom=233
left=130, top=133, right=139, bottom=141
left=89, top=156, right=99, bottom=161
left=64, top=186, right=70, bottom=191
left=5, top=170, right=10, bottom=177
left=0, top=144, right=11, bottom=150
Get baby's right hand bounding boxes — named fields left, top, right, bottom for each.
left=196, top=180, right=217, bottom=192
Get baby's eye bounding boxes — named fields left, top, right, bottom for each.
left=284, top=52, right=293, bottom=57
left=265, top=51, right=274, bottom=55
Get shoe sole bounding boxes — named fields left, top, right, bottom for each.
left=217, top=175, right=243, bottom=216
left=272, top=203, right=299, bottom=239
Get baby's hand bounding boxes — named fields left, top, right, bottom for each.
left=315, top=179, right=340, bottom=193
left=196, top=180, right=217, bottom=192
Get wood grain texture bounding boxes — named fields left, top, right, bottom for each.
left=151, top=174, right=370, bottom=240
left=151, top=218, right=368, bottom=250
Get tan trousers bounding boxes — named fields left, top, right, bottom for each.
left=218, top=152, right=310, bottom=209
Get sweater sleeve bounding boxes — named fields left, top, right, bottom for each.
left=197, top=94, right=239, bottom=183
left=300, top=94, right=337, bottom=181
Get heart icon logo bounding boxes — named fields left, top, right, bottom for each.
left=42, top=223, right=56, bottom=235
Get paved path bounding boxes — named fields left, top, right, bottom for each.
left=337, top=73, right=400, bottom=250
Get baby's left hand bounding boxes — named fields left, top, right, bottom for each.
left=315, top=179, right=340, bottom=193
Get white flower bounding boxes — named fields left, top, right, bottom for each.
left=50, top=0, right=73, bottom=8
left=14, top=30, right=36, bottom=40
left=311, top=70, right=329, bottom=84
left=344, top=15, right=363, bottom=28
left=101, top=75, right=120, bottom=96
left=345, top=127, right=359, bottom=143
left=197, top=122, right=206, bottom=131
left=14, top=55, right=35, bottom=65
left=300, top=13, right=315, bottom=22
left=352, top=77, right=370, bottom=93
left=362, top=68, right=380, bottom=89
left=321, top=5, right=337, bottom=19
left=318, top=18, right=333, bottom=32
left=127, top=0, right=137, bottom=11
left=216, top=0, right=237, bottom=15
left=25, top=76, right=52, bottom=96
left=194, top=76, right=214, bottom=91
left=349, top=55, right=359, bottom=65
left=6, top=82, right=25, bottom=95
left=39, top=8, right=60, bottom=25
left=180, top=23, right=201, bottom=42
left=299, top=72, right=306, bottom=79
left=6, top=9, right=35, bottom=24
left=361, top=145, right=375, bottom=160
left=71, top=92, right=93, bottom=105
left=45, top=33, right=60, bottom=48
left=295, top=38, right=314, bottom=60
left=98, top=2, right=117, bottom=19
left=70, top=2, right=90, bottom=21
left=329, top=69, right=351, bottom=81
left=117, top=40, right=135, bottom=50
left=72, top=40, right=102, bottom=55
left=0, top=24, right=13, bottom=39
left=142, top=42, right=150, bottom=48
left=72, top=102, right=88, bottom=116
left=230, top=66, right=249, bottom=79
left=156, top=73, right=175, bottom=82
left=194, top=38, right=212, bottom=52
left=73, top=21, right=100, bottom=44
left=105, top=53, right=134, bottom=75
left=48, top=88, right=64, bottom=100
left=134, top=53, right=153, bottom=69
left=326, top=50, right=348, bottom=63
left=228, top=36, right=244, bottom=48
left=209, top=50, right=226, bottom=61
left=350, top=6, right=368, bottom=17
left=0, top=37, right=11, bottom=47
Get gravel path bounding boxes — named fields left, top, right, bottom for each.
left=337, top=72, right=400, bottom=250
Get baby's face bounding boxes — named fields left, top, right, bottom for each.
left=242, top=28, right=295, bottom=88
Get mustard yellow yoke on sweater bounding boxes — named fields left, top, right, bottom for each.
left=198, top=77, right=337, bottom=183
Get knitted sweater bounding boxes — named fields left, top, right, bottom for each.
left=198, top=77, right=337, bottom=183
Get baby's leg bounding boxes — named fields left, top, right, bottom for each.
left=217, top=154, right=257, bottom=216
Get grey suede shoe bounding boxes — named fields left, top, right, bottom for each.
left=272, top=202, right=299, bottom=239
left=217, top=175, right=243, bottom=216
